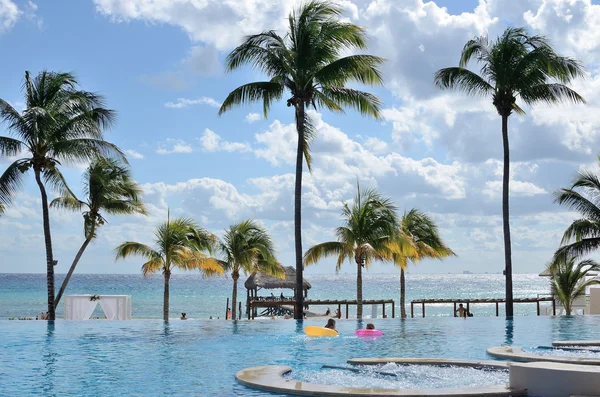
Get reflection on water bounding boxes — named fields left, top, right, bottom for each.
left=504, top=319, right=514, bottom=346
left=42, top=321, right=57, bottom=396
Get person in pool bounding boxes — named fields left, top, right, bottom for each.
left=366, top=323, right=375, bottom=330
left=455, top=304, right=467, bottom=318
left=181, top=312, right=187, bottom=320
left=324, top=319, right=338, bottom=333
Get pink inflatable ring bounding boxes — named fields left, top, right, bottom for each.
left=354, top=329, right=384, bottom=337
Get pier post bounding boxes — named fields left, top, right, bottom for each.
left=392, top=301, right=395, bottom=319
left=410, top=302, right=414, bottom=318
left=422, top=302, right=425, bottom=318
left=453, top=302, right=457, bottom=317
left=382, top=303, right=385, bottom=318
left=239, top=302, right=242, bottom=320
left=496, top=302, right=499, bottom=316
left=226, top=298, right=229, bottom=320
left=337, top=303, right=341, bottom=319
left=345, top=303, right=349, bottom=319
left=466, top=302, right=470, bottom=316
left=552, top=298, right=556, bottom=316
left=536, top=301, right=540, bottom=316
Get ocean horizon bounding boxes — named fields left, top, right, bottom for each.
left=0, top=273, right=551, bottom=320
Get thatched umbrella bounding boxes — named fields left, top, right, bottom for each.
left=245, top=266, right=311, bottom=318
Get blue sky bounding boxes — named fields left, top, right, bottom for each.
left=2, top=0, right=600, bottom=276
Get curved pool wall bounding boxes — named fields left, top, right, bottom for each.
left=2, top=316, right=600, bottom=396
left=236, top=365, right=524, bottom=396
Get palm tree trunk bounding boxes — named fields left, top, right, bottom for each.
left=232, top=270, right=239, bottom=321
left=163, top=271, right=171, bottom=321
left=34, top=167, right=56, bottom=321
left=400, top=267, right=407, bottom=319
left=55, top=237, right=92, bottom=308
left=294, top=101, right=305, bottom=320
left=357, top=257, right=363, bottom=318
left=502, top=114, right=514, bottom=317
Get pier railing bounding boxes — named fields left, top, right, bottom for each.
left=247, top=298, right=395, bottom=319
left=409, top=297, right=555, bottom=318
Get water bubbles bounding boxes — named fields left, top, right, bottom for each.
left=287, top=364, right=508, bottom=389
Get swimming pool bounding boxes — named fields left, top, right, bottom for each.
left=1, top=316, right=599, bottom=396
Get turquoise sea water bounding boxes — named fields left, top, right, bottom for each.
left=2, top=316, right=600, bottom=396
left=0, top=273, right=551, bottom=319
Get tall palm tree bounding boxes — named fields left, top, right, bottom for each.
left=304, top=185, right=398, bottom=318
left=434, top=27, right=586, bottom=316
left=554, top=159, right=600, bottom=260
left=115, top=215, right=223, bottom=320
left=51, top=157, right=147, bottom=307
left=217, top=220, right=283, bottom=320
left=219, top=1, right=384, bottom=318
left=393, top=209, right=455, bottom=318
left=548, top=255, right=600, bottom=315
left=0, top=71, right=122, bottom=320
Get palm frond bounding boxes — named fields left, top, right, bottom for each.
left=320, top=87, right=382, bottom=119
left=0, top=136, right=24, bottom=157
left=50, top=196, right=86, bottom=211
left=520, top=83, right=586, bottom=106
left=434, top=67, right=493, bottom=96
left=459, top=34, right=490, bottom=67
left=51, top=138, right=127, bottom=164
left=303, top=241, right=347, bottom=266
left=114, top=242, right=160, bottom=261
left=315, top=55, right=385, bottom=87
left=554, top=188, right=600, bottom=223
left=554, top=238, right=600, bottom=262
left=0, top=99, right=30, bottom=142
left=218, top=82, right=284, bottom=117
left=0, top=159, right=28, bottom=208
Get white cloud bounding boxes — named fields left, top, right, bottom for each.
left=483, top=180, right=548, bottom=199
left=125, top=149, right=144, bottom=160
left=363, top=137, right=389, bottom=154
left=245, top=113, right=261, bottom=123
left=198, top=129, right=251, bottom=153
left=164, top=96, right=221, bottom=109
left=93, top=0, right=298, bottom=50
left=156, top=139, right=194, bottom=155
left=0, top=0, right=20, bottom=34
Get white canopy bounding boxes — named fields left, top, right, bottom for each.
left=64, top=295, right=132, bottom=320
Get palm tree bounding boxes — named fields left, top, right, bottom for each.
left=0, top=71, right=122, bottom=320
left=51, top=157, right=147, bottom=307
left=304, top=185, right=398, bottom=318
left=434, top=27, right=586, bottom=316
left=217, top=220, right=283, bottom=320
left=548, top=255, right=600, bottom=315
left=554, top=159, right=600, bottom=260
left=219, top=1, right=384, bottom=318
left=114, top=215, right=223, bottom=320
left=393, top=209, right=455, bottom=318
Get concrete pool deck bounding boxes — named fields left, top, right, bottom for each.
left=347, top=357, right=510, bottom=369
left=552, top=340, right=600, bottom=347
left=235, top=360, right=526, bottom=397
left=487, top=346, right=600, bottom=365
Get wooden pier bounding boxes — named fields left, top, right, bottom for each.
left=410, top=297, right=556, bottom=318
left=248, top=299, right=395, bottom=319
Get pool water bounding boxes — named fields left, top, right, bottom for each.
left=287, top=364, right=509, bottom=389
left=1, top=316, right=600, bottom=396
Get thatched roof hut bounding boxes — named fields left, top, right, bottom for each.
left=244, top=266, right=311, bottom=291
